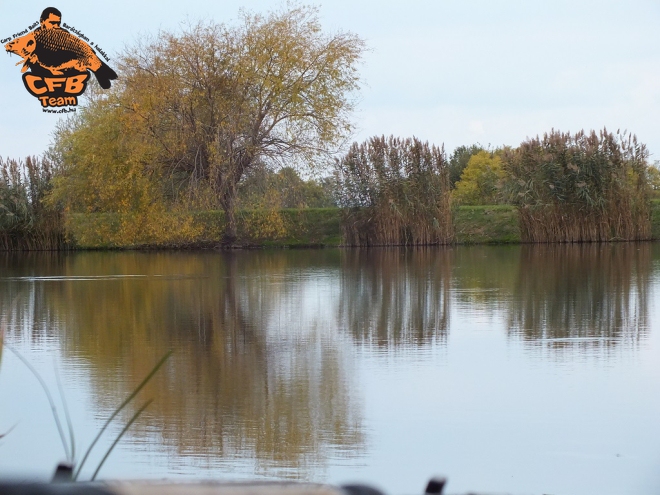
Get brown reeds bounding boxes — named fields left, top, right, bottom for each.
left=502, top=129, right=651, bottom=242
left=334, top=136, right=453, bottom=246
left=0, top=156, right=65, bottom=251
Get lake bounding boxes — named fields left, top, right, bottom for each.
left=0, top=244, right=659, bottom=495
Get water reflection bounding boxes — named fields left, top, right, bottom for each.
left=0, top=254, right=66, bottom=344
left=505, top=243, right=651, bottom=351
left=338, top=248, right=452, bottom=347
left=0, top=243, right=656, bottom=482
left=0, top=251, right=363, bottom=479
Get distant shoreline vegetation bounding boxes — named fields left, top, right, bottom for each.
left=3, top=6, right=660, bottom=251
left=2, top=128, right=660, bottom=251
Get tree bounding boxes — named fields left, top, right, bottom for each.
left=237, top=165, right=336, bottom=209
left=452, top=150, right=505, bottom=205
left=448, top=144, right=484, bottom=189
left=54, top=5, right=364, bottom=244
left=47, top=95, right=193, bottom=247
left=50, top=98, right=160, bottom=215
left=647, top=161, right=660, bottom=198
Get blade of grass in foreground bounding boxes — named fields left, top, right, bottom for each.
left=74, top=350, right=172, bottom=480
left=5, top=344, right=71, bottom=462
left=90, top=398, right=154, bottom=481
left=56, top=366, right=76, bottom=463
left=0, top=424, right=16, bottom=440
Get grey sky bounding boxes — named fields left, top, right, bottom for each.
left=2, top=0, right=659, bottom=161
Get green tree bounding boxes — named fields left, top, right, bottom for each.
left=448, top=144, right=484, bottom=189
left=452, top=150, right=504, bottom=205
left=238, top=165, right=335, bottom=209
left=647, top=162, right=660, bottom=198
left=51, top=5, right=364, bottom=245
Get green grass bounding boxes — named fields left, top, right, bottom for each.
left=270, top=208, right=342, bottom=247
left=63, top=203, right=660, bottom=249
left=453, top=205, right=520, bottom=244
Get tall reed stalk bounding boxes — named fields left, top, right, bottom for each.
left=0, top=156, right=65, bottom=250
left=334, top=136, right=453, bottom=246
left=502, top=129, right=651, bottom=242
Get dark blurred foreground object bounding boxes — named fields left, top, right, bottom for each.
left=0, top=481, right=359, bottom=495
left=0, top=477, right=450, bottom=495
left=0, top=482, right=348, bottom=495
left=423, top=478, right=446, bottom=494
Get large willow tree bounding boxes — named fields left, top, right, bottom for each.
left=52, top=5, right=364, bottom=244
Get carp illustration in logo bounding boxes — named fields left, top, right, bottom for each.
left=4, top=7, right=118, bottom=109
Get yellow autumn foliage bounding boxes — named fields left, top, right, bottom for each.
left=48, top=92, right=201, bottom=246
left=453, top=151, right=505, bottom=205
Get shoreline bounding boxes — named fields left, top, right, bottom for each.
left=4, top=203, right=660, bottom=251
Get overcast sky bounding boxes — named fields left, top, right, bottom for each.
left=2, top=0, right=660, bottom=162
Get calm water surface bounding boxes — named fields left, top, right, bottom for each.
left=0, top=245, right=659, bottom=494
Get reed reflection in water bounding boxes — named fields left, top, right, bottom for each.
left=338, top=248, right=452, bottom=347
left=505, top=243, right=651, bottom=352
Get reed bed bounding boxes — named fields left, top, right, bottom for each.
left=502, top=129, right=651, bottom=243
left=334, top=136, right=453, bottom=246
left=0, top=156, right=65, bottom=251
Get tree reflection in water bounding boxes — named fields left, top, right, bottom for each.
left=0, top=251, right=364, bottom=479
left=0, top=243, right=655, bottom=479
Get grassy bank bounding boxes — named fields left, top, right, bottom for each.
left=40, top=201, right=660, bottom=249
left=66, top=205, right=519, bottom=248
left=453, top=205, right=520, bottom=244
left=66, top=209, right=343, bottom=249
left=651, top=200, right=660, bottom=240
left=454, top=201, right=660, bottom=245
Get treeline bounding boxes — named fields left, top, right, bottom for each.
left=7, top=5, right=659, bottom=249
left=0, top=156, right=337, bottom=250
left=450, top=130, right=654, bottom=242
left=2, top=127, right=657, bottom=249
left=334, top=129, right=655, bottom=244
left=3, top=6, right=658, bottom=250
